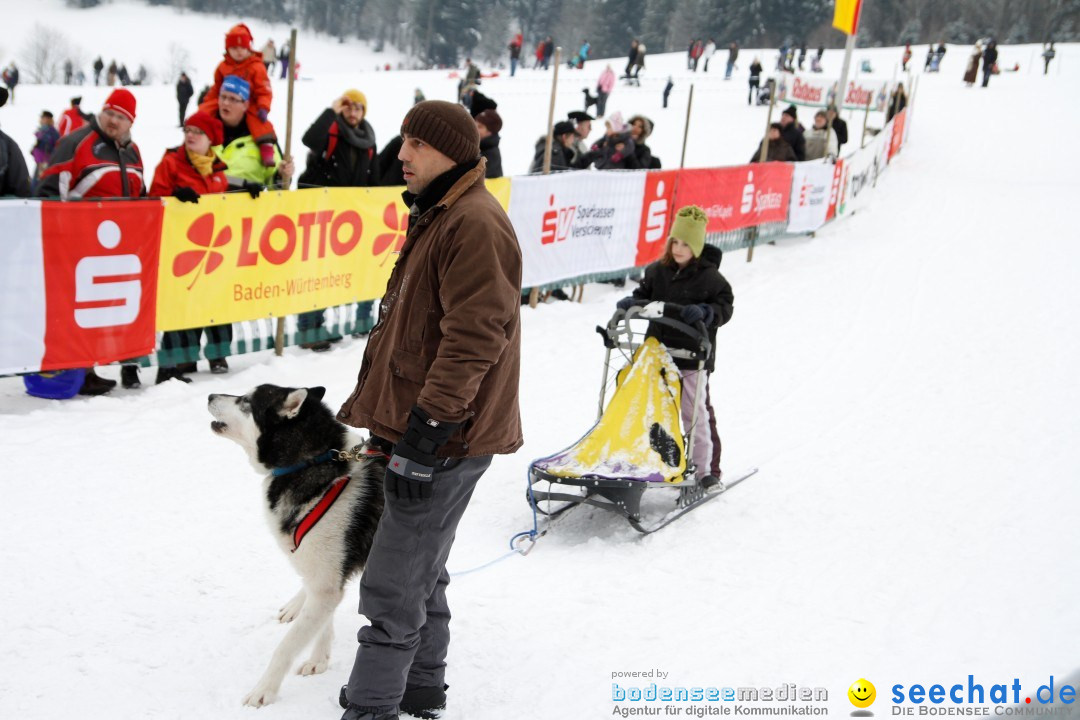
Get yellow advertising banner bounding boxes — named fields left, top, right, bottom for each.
left=156, top=187, right=410, bottom=331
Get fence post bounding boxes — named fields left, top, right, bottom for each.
left=679, top=83, right=695, bottom=168
left=274, top=27, right=298, bottom=357
left=860, top=93, right=871, bottom=149
left=530, top=46, right=562, bottom=309
left=747, top=78, right=777, bottom=263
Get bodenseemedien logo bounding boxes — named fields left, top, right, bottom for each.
left=849, top=679, right=877, bottom=715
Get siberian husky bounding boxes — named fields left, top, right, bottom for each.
left=208, top=384, right=385, bottom=707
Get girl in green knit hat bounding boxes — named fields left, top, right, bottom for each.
left=615, top=205, right=735, bottom=489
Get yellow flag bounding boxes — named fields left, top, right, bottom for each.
left=833, top=0, right=863, bottom=35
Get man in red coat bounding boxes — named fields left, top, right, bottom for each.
left=57, top=97, right=91, bottom=137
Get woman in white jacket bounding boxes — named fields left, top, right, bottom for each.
left=803, top=110, right=838, bottom=161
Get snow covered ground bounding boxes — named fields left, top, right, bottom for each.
left=2, top=2, right=1079, bottom=718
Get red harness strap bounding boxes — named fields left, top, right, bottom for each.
left=292, top=476, right=350, bottom=552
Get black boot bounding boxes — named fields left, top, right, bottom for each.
left=400, top=685, right=448, bottom=719
left=340, top=705, right=398, bottom=720
left=208, top=357, right=229, bottom=374
left=78, top=368, right=115, bottom=396
left=121, top=365, right=141, bottom=389
left=155, top=367, right=192, bottom=384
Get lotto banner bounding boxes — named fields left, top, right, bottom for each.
left=508, top=171, right=647, bottom=288
left=776, top=73, right=891, bottom=112
left=155, top=187, right=410, bottom=331
left=673, top=164, right=793, bottom=234
left=787, top=162, right=842, bottom=234
left=0, top=199, right=162, bottom=374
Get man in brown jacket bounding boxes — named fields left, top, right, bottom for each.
left=337, top=100, right=522, bottom=720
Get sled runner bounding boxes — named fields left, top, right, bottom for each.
left=528, top=305, right=753, bottom=534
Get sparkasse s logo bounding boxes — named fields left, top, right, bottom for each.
left=74, top=220, right=143, bottom=329
left=541, top=193, right=576, bottom=245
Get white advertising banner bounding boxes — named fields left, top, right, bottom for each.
left=787, top=162, right=838, bottom=234
left=0, top=201, right=46, bottom=375
left=509, top=171, right=647, bottom=288
left=776, top=72, right=892, bottom=112
left=837, top=142, right=878, bottom=216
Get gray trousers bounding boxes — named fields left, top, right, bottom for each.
left=345, top=454, right=492, bottom=709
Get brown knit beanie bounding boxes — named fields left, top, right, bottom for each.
left=401, top=100, right=480, bottom=165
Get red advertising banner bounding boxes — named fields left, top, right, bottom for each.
left=673, top=164, right=793, bottom=233
left=826, top=159, right=844, bottom=222
left=40, top=201, right=163, bottom=370
left=889, top=109, right=907, bottom=160
left=635, top=170, right=678, bottom=266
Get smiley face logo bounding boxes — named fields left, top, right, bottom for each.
left=848, top=679, right=876, bottom=709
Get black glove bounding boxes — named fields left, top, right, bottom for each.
left=385, top=406, right=461, bottom=501
left=241, top=181, right=263, bottom=199
left=616, top=296, right=639, bottom=311
left=680, top=303, right=714, bottom=326
left=173, top=186, right=200, bottom=204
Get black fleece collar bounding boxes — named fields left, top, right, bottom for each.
left=401, top=158, right=480, bottom=217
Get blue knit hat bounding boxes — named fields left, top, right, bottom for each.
left=221, top=75, right=250, bottom=101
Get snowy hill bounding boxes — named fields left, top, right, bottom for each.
left=2, top=2, right=1080, bottom=719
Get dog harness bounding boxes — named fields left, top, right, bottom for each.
left=283, top=445, right=391, bottom=552
left=292, top=476, right=350, bottom=552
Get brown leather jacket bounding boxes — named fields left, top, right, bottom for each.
left=337, top=158, right=523, bottom=458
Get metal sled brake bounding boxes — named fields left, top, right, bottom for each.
left=528, top=305, right=739, bottom=534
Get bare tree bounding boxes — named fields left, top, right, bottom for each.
left=18, top=24, right=74, bottom=84
left=161, top=43, right=192, bottom=85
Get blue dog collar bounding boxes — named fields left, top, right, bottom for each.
left=272, top=449, right=337, bottom=477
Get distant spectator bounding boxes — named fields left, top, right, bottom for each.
left=901, top=43, right=913, bottom=72
left=579, top=112, right=639, bottom=170
left=30, top=111, right=59, bottom=190
left=261, top=39, right=276, bottom=73
left=93, top=56, right=104, bottom=86
left=278, top=42, right=290, bottom=79
left=725, top=41, right=738, bottom=78
left=702, top=39, right=716, bottom=73
left=886, top=83, right=907, bottom=122
left=414, top=88, right=426, bottom=105
left=628, top=114, right=656, bottom=168
left=0, top=88, right=31, bottom=198
left=963, top=42, right=982, bottom=86
left=461, top=84, right=497, bottom=117
left=1043, top=43, right=1056, bottom=75
left=64, top=60, right=74, bottom=85
left=2, top=63, right=18, bottom=104
left=508, top=33, right=522, bottom=77
left=982, top=41, right=998, bottom=87
left=177, top=72, right=194, bottom=128
left=377, top=135, right=404, bottom=186
left=631, top=42, right=647, bottom=79
left=529, top=120, right=578, bottom=173
left=663, top=76, right=674, bottom=108
left=924, top=44, right=935, bottom=71
left=778, top=104, right=806, bottom=161
left=148, top=111, right=229, bottom=384
left=567, top=110, right=594, bottom=163
left=58, top=96, right=91, bottom=138
left=38, top=89, right=147, bottom=393
left=798, top=43, right=807, bottom=71
left=568, top=40, right=590, bottom=69
left=778, top=42, right=789, bottom=71
left=118, top=64, right=131, bottom=86
left=625, top=39, right=639, bottom=77
left=465, top=57, right=481, bottom=87
left=750, top=122, right=797, bottom=163
left=107, top=60, right=118, bottom=86
left=748, top=58, right=762, bottom=105
left=297, top=89, right=379, bottom=348
left=804, top=110, right=838, bottom=161
left=585, top=64, right=616, bottom=117
left=826, top=105, right=847, bottom=154
left=542, top=37, right=555, bottom=69
left=475, top=109, right=503, bottom=179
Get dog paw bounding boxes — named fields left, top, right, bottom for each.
left=277, top=594, right=304, bottom=623
left=242, top=685, right=279, bottom=707
left=297, top=657, right=329, bottom=676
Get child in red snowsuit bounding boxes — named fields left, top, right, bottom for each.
left=200, top=23, right=277, bottom=166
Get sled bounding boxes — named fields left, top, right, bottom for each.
left=528, top=305, right=746, bottom=534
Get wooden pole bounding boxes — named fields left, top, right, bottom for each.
left=861, top=92, right=871, bottom=149
left=530, top=46, right=562, bottom=309
left=542, top=47, right=561, bottom=175
left=747, top=78, right=777, bottom=263
left=274, top=27, right=298, bottom=357
left=679, top=83, right=695, bottom=168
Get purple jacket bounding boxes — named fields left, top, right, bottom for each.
left=31, top=125, right=59, bottom=164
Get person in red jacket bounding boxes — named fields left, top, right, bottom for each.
left=199, top=23, right=277, bottom=166
left=57, top=96, right=91, bottom=137
left=148, top=111, right=231, bottom=383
